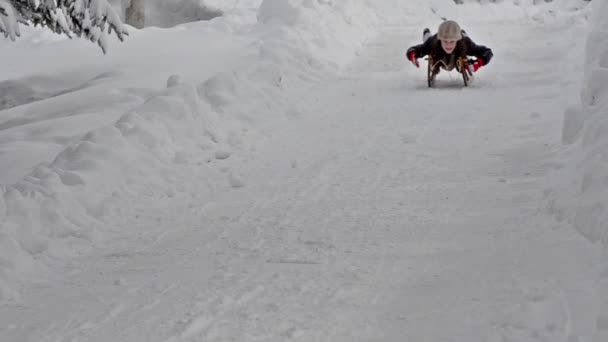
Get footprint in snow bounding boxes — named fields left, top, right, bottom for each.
left=214, top=150, right=231, bottom=160
left=229, top=173, right=245, bottom=188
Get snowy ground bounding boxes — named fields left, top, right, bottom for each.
left=0, top=0, right=603, bottom=341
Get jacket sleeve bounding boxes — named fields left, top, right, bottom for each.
left=465, top=37, right=493, bottom=65
left=406, top=37, right=433, bottom=58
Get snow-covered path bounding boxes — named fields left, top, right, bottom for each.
left=0, top=15, right=600, bottom=342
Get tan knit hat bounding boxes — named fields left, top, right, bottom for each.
left=437, top=20, right=462, bottom=41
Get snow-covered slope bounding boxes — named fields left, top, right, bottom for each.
left=0, top=0, right=408, bottom=302
left=0, top=0, right=603, bottom=341
left=548, top=0, right=608, bottom=340
left=556, top=0, right=608, bottom=247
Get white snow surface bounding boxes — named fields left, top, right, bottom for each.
left=551, top=0, right=608, bottom=248
left=0, top=0, right=604, bottom=341
left=547, top=0, right=608, bottom=341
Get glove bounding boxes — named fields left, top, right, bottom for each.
left=408, top=52, right=419, bottom=68
left=469, top=58, right=484, bottom=72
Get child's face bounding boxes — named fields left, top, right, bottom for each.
left=441, top=39, right=457, bottom=54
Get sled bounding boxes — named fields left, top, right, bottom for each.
left=426, top=56, right=473, bottom=88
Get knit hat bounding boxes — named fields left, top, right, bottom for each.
left=437, top=20, right=462, bottom=41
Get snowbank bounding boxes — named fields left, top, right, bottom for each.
left=547, top=0, right=608, bottom=340
left=199, top=0, right=399, bottom=122
left=552, top=0, right=608, bottom=250
left=569, top=0, right=608, bottom=247
left=0, top=0, right=405, bottom=301
left=0, top=78, right=222, bottom=301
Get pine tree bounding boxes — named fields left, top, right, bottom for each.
left=0, top=0, right=127, bottom=53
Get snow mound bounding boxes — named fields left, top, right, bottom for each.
left=549, top=0, right=608, bottom=246
left=0, top=77, right=222, bottom=302
left=204, top=0, right=398, bottom=124
left=546, top=1, right=608, bottom=340
left=0, top=0, right=406, bottom=302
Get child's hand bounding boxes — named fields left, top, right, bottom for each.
left=408, top=52, right=419, bottom=68
left=471, top=58, right=484, bottom=72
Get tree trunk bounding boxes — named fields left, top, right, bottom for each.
left=125, top=0, right=145, bottom=29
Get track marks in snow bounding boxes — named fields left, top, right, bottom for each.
left=0, top=12, right=600, bottom=342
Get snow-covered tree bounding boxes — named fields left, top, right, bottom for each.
left=0, top=0, right=127, bottom=53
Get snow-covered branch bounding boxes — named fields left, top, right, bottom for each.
left=0, top=0, right=127, bottom=53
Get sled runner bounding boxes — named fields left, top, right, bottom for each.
left=426, top=56, right=475, bottom=88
